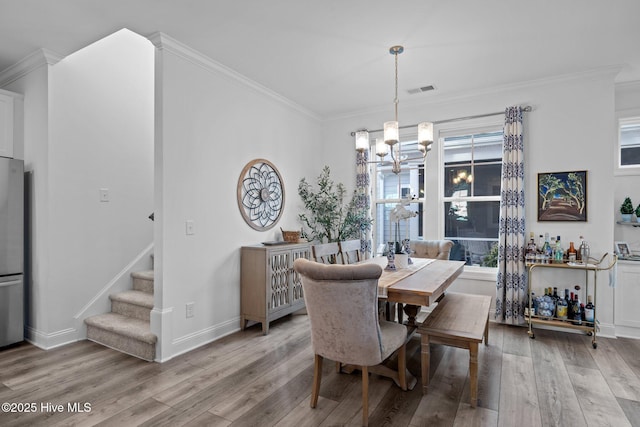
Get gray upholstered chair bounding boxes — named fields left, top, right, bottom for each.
left=338, top=239, right=362, bottom=264
left=293, top=258, right=407, bottom=426
left=311, top=242, right=340, bottom=264
left=410, top=239, right=454, bottom=260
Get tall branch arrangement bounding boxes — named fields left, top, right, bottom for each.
left=298, top=166, right=371, bottom=243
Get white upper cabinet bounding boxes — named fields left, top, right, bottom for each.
left=0, top=89, right=22, bottom=159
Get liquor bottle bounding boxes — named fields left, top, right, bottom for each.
left=538, top=234, right=544, bottom=253
left=571, top=294, right=583, bottom=325
left=554, top=235, right=563, bottom=263
left=556, top=292, right=568, bottom=320
left=542, top=233, right=552, bottom=263
left=567, top=242, right=577, bottom=263
left=584, top=295, right=595, bottom=323
left=525, top=234, right=536, bottom=265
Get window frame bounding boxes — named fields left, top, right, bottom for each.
left=615, top=114, right=640, bottom=176
left=369, top=132, right=425, bottom=255
left=433, top=116, right=504, bottom=271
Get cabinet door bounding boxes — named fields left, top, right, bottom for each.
left=0, top=93, right=14, bottom=158
left=615, top=265, right=640, bottom=329
left=289, top=245, right=310, bottom=306
left=268, top=249, right=292, bottom=313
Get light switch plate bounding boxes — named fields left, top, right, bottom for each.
left=99, top=188, right=109, bottom=202
left=185, top=220, right=195, bottom=235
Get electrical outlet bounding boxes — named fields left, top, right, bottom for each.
left=186, top=302, right=195, bottom=318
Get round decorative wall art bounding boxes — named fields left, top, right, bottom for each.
left=237, top=159, right=285, bottom=231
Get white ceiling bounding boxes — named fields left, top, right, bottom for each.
left=1, top=0, right=640, bottom=119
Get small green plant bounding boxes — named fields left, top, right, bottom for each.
left=298, top=166, right=371, bottom=243
left=635, top=204, right=640, bottom=217
left=621, top=197, right=634, bottom=214
left=482, top=242, right=499, bottom=267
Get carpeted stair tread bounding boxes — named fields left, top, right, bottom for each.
left=85, top=313, right=157, bottom=345
left=131, top=270, right=154, bottom=294
left=132, top=270, right=154, bottom=280
left=110, top=290, right=154, bottom=308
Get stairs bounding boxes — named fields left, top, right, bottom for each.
left=85, top=270, right=157, bottom=361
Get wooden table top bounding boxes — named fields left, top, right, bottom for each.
left=365, top=257, right=465, bottom=307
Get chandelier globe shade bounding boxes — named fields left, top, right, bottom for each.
left=353, top=45, right=434, bottom=174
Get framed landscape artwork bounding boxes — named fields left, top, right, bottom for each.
left=537, top=170, right=587, bottom=221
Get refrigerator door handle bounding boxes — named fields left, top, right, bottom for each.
left=0, top=279, right=21, bottom=287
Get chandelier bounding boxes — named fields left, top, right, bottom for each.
left=355, top=45, right=433, bottom=174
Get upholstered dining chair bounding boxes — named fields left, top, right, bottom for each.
left=311, top=242, right=340, bottom=264
left=338, top=239, right=362, bottom=264
left=293, top=258, right=407, bottom=426
left=409, top=239, right=454, bottom=260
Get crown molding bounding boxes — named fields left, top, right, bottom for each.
left=147, top=32, right=321, bottom=122
left=0, top=48, right=62, bottom=87
left=326, top=65, right=625, bottom=123
left=615, top=79, right=640, bottom=92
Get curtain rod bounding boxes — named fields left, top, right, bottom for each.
left=349, top=105, right=532, bottom=136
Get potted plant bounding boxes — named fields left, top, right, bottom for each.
left=636, top=204, right=640, bottom=223
left=620, top=197, right=634, bottom=222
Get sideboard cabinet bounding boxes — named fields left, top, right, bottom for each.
left=241, top=242, right=311, bottom=334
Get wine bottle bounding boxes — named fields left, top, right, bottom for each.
left=584, top=295, right=595, bottom=323
left=525, top=292, right=536, bottom=317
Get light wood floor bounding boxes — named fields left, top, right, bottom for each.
left=1, top=313, right=640, bottom=426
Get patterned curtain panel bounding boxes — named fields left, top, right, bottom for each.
left=356, top=151, right=372, bottom=258
left=495, top=106, right=526, bottom=324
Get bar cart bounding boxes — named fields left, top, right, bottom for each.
left=527, top=253, right=617, bottom=348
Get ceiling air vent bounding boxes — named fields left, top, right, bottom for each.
left=407, top=85, right=436, bottom=95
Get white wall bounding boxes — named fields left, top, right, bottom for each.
left=42, top=29, right=154, bottom=344
left=150, top=34, right=322, bottom=361
left=323, top=68, right=619, bottom=336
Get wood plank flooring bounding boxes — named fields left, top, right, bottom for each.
left=1, top=313, right=639, bottom=426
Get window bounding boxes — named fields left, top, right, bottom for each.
left=371, top=137, right=424, bottom=255
left=619, top=117, right=640, bottom=168
left=442, top=129, right=503, bottom=266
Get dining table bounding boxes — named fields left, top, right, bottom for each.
left=365, top=256, right=466, bottom=327
left=345, top=256, right=466, bottom=389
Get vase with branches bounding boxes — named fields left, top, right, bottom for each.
left=298, top=166, right=371, bottom=244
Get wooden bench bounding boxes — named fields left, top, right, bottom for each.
left=418, top=292, right=491, bottom=407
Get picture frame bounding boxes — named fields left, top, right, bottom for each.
left=615, top=241, right=630, bottom=257
left=537, top=170, right=587, bottom=221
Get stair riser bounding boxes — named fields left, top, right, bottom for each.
left=87, top=325, right=155, bottom=362
left=132, top=277, right=153, bottom=294
left=111, top=300, right=151, bottom=322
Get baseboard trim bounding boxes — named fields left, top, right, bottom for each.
left=25, top=326, right=78, bottom=350
left=158, top=317, right=240, bottom=363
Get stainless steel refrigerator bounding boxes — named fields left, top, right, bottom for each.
left=0, top=157, right=24, bottom=347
